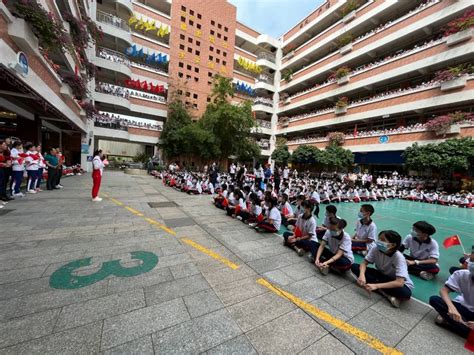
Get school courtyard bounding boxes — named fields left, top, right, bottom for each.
left=0, top=172, right=470, bottom=354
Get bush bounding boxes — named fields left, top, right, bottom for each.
left=327, top=132, right=345, bottom=146
left=341, top=0, right=361, bottom=17
left=337, top=34, right=353, bottom=48
left=434, top=64, right=472, bottom=82
left=282, top=69, right=294, bottom=82
left=444, top=10, right=474, bottom=36
left=335, top=97, right=349, bottom=108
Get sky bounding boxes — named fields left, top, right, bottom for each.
left=228, top=0, right=325, bottom=39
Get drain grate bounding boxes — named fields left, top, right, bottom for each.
left=0, top=209, right=14, bottom=216
left=148, top=201, right=179, bottom=208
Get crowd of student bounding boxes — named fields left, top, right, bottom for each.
left=97, top=47, right=168, bottom=75
left=256, top=139, right=270, bottom=149
left=92, top=112, right=163, bottom=131
left=253, top=97, right=273, bottom=107
left=157, top=162, right=473, bottom=338
left=96, top=82, right=167, bottom=103
left=0, top=138, right=84, bottom=208
left=256, top=119, right=271, bottom=129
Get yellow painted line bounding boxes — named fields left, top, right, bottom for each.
left=256, top=278, right=403, bottom=355
left=102, top=193, right=109, bottom=197
left=181, top=238, right=240, bottom=270
left=110, top=198, right=123, bottom=206
left=124, top=206, right=144, bottom=216
left=144, top=217, right=177, bottom=236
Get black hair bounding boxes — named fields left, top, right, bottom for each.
left=93, top=149, right=102, bottom=156
left=413, top=221, right=436, bottom=236
left=379, top=230, right=402, bottom=249
left=326, top=205, right=337, bottom=214
left=23, top=142, right=33, bottom=150
left=361, top=204, right=375, bottom=215
left=267, top=183, right=273, bottom=190
left=328, top=217, right=347, bottom=229
left=301, top=200, right=313, bottom=210
left=281, top=193, right=289, bottom=201
left=243, top=185, right=251, bottom=193
left=12, top=140, right=22, bottom=148
left=296, top=194, right=305, bottom=201
left=221, top=183, right=227, bottom=191
left=265, top=196, right=278, bottom=208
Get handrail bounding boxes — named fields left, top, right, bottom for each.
left=96, top=10, right=130, bottom=31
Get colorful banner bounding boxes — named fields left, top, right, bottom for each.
left=237, top=57, right=262, bottom=74
left=125, top=45, right=169, bottom=64
left=124, top=79, right=166, bottom=95
left=234, top=81, right=255, bottom=96
left=128, top=15, right=170, bottom=38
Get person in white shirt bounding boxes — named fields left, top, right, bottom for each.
left=352, top=204, right=377, bottom=253
left=36, top=144, right=46, bottom=192
left=24, top=142, right=39, bottom=194
left=10, top=140, right=25, bottom=197
left=429, top=258, right=474, bottom=338
left=254, top=196, right=281, bottom=233
left=314, top=217, right=354, bottom=275
left=400, top=221, right=440, bottom=280
left=229, top=162, right=236, bottom=180
left=91, top=149, right=105, bottom=202
left=283, top=200, right=317, bottom=257
left=352, top=230, right=414, bottom=308
left=279, top=193, right=294, bottom=226
left=317, top=204, right=339, bottom=240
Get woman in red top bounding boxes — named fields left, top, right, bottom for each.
left=0, top=140, right=11, bottom=203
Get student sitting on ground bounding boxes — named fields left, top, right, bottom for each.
left=352, top=230, right=414, bottom=308
left=252, top=196, right=281, bottom=233
left=286, top=194, right=305, bottom=229
left=400, top=221, right=440, bottom=280
left=316, top=204, right=339, bottom=240
left=213, top=183, right=228, bottom=209
left=226, top=190, right=245, bottom=217
left=279, top=193, right=294, bottom=226
left=314, top=217, right=354, bottom=275
left=429, top=258, right=474, bottom=339
left=283, top=200, right=317, bottom=256
left=352, top=204, right=377, bottom=254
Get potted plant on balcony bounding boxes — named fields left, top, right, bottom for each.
left=425, top=111, right=471, bottom=137
left=327, top=132, right=346, bottom=146
left=444, top=10, right=474, bottom=46
left=337, top=33, right=353, bottom=55
left=435, top=64, right=471, bottom=91
left=10, top=1, right=70, bottom=53
left=280, top=116, right=290, bottom=127
left=79, top=101, right=98, bottom=118
left=335, top=97, right=349, bottom=115
left=341, top=0, right=361, bottom=23
left=61, top=72, right=87, bottom=99
left=282, top=68, right=294, bottom=82
left=334, top=66, right=351, bottom=85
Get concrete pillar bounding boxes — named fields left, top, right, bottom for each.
left=81, top=120, right=94, bottom=172
left=269, top=45, right=283, bottom=167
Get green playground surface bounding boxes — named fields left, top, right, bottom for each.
left=279, top=199, right=473, bottom=303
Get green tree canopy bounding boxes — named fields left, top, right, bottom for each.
left=159, top=100, right=192, bottom=159
left=291, top=145, right=321, bottom=166
left=403, top=138, right=474, bottom=173
left=319, top=145, right=354, bottom=171
left=271, top=145, right=291, bottom=166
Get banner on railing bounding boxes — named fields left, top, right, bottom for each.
left=234, top=81, right=255, bottom=96
left=128, top=14, right=170, bottom=37
left=124, top=79, right=166, bottom=95
left=237, top=57, right=262, bottom=74
left=125, top=45, right=169, bottom=64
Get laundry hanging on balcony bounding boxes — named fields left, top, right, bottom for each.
left=234, top=81, right=255, bottom=96
left=125, top=45, right=169, bottom=64
left=128, top=14, right=170, bottom=38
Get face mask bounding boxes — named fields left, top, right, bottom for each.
left=330, top=230, right=340, bottom=237
left=358, top=212, right=364, bottom=219
left=376, top=240, right=392, bottom=253
left=410, top=230, right=418, bottom=238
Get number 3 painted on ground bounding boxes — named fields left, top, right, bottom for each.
left=49, top=251, right=158, bottom=289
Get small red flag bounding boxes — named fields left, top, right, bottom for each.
left=465, top=331, right=474, bottom=352
left=74, top=65, right=79, bottom=77
left=294, top=226, right=302, bottom=238
left=353, top=124, right=358, bottom=137
left=443, top=235, right=461, bottom=249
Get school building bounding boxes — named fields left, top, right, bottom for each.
left=0, top=0, right=473, bottom=170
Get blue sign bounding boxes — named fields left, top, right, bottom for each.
left=379, top=135, right=389, bottom=144
left=17, top=52, right=28, bottom=76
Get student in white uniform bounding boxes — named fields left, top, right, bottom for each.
left=429, top=258, right=474, bottom=338
left=352, top=204, right=377, bottom=253
left=316, top=204, right=339, bottom=240
left=400, top=221, right=440, bottom=280
left=283, top=200, right=317, bottom=256
left=351, top=230, right=414, bottom=308
left=314, top=217, right=354, bottom=275
left=254, top=196, right=281, bottom=233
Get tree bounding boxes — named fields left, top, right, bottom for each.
left=320, top=145, right=354, bottom=171
left=179, top=124, right=219, bottom=161
left=271, top=145, right=291, bottom=166
left=291, top=145, right=320, bottom=166
left=159, top=100, right=192, bottom=159
left=210, top=74, right=234, bottom=104
left=403, top=138, right=474, bottom=174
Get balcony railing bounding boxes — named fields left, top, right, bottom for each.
left=97, top=10, right=130, bottom=31
left=256, top=119, right=271, bottom=129
left=92, top=113, right=163, bottom=131
left=253, top=97, right=273, bottom=107
left=257, top=52, right=276, bottom=63
left=257, top=140, right=270, bottom=149
left=97, top=47, right=131, bottom=66
left=95, top=82, right=167, bottom=104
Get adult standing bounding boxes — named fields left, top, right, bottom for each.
left=254, top=163, right=263, bottom=190
left=44, top=148, right=59, bottom=191
left=55, top=148, right=64, bottom=189
left=274, top=166, right=282, bottom=193
left=229, top=162, right=236, bottom=181
left=283, top=166, right=289, bottom=182
left=209, top=162, right=218, bottom=187
left=0, top=140, right=11, bottom=202
left=92, top=149, right=105, bottom=202
left=36, top=144, right=45, bottom=192
left=10, top=140, right=25, bottom=198
left=3, top=137, right=12, bottom=200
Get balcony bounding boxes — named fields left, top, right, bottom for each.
left=253, top=97, right=273, bottom=114
left=113, top=0, right=134, bottom=14
left=96, top=10, right=132, bottom=45
left=94, top=84, right=131, bottom=110
left=95, top=47, right=132, bottom=78
left=254, top=75, right=275, bottom=92
left=256, top=52, right=277, bottom=70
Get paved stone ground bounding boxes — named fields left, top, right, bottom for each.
left=0, top=171, right=469, bottom=354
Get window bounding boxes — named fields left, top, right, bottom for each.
left=216, top=49, right=221, bottom=54
left=193, top=93, right=198, bottom=99
left=210, top=29, right=215, bottom=35
left=223, top=52, right=227, bottom=57
left=187, top=64, right=192, bottom=70
left=211, top=20, right=215, bottom=26
left=223, top=60, right=226, bottom=66
left=192, top=103, right=198, bottom=109
left=178, top=62, right=184, bottom=68
left=218, top=23, right=222, bottom=29
left=209, top=55, right=213, bottom=61
left=178, top=72, right=183, bottom=78
left=181, top=5, right=186, bottom=11
left=208, top=72, right=213, bottom=77
left=179, top=44, right=185, bottom=50
left=224, top=26, right=228, bottom=32
left=207, top=97, right=211, bottom=102
left=209, top=46, right=214, bottom=52
left=217, top=33, right=221, bottom=39
left=186, top=92, right=191, bottom=97
left=194, top=67, right=199, bottom=73
left=180, top=34, right=185, bottom=40
left=208, top=81, right=212, bottom=85
left=187, top=47, right=192, bottom=53
left=195, top=50, right=200, bottom=55
left=194, top=77, right=199, bottom=82
left=216, top=58, right=220, bottom=64
left=189, top=20, right=194, bottom=26
left=197, top=13, right=202, bottom=19
left=224, top=36, right=228, bottom=41
left=181, top=16, right=185, bottom=22
left=190, top=9, right=194, bottom=15
left=188, top=37, right=193, bottom=43
left=196, top=40, right=201, bottom=46
left=197, top=23, right=201, bottom=29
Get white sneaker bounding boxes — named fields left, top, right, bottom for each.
left=419, top=271, right=435, bottom=281
left=248, top=223, right=257, bottom=228
left=388, top=296, right=401, bottom=308
left=27, top=190, right=37, bottom=194
left=318, top=266, right=330, bottom=276
left=236, top=216, right=243, bottom=221
left=0, top=205, right=3, bottom=209
left=92, top=197, right=103, bottom=202
left=13, top=193, right=24, bottom=198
